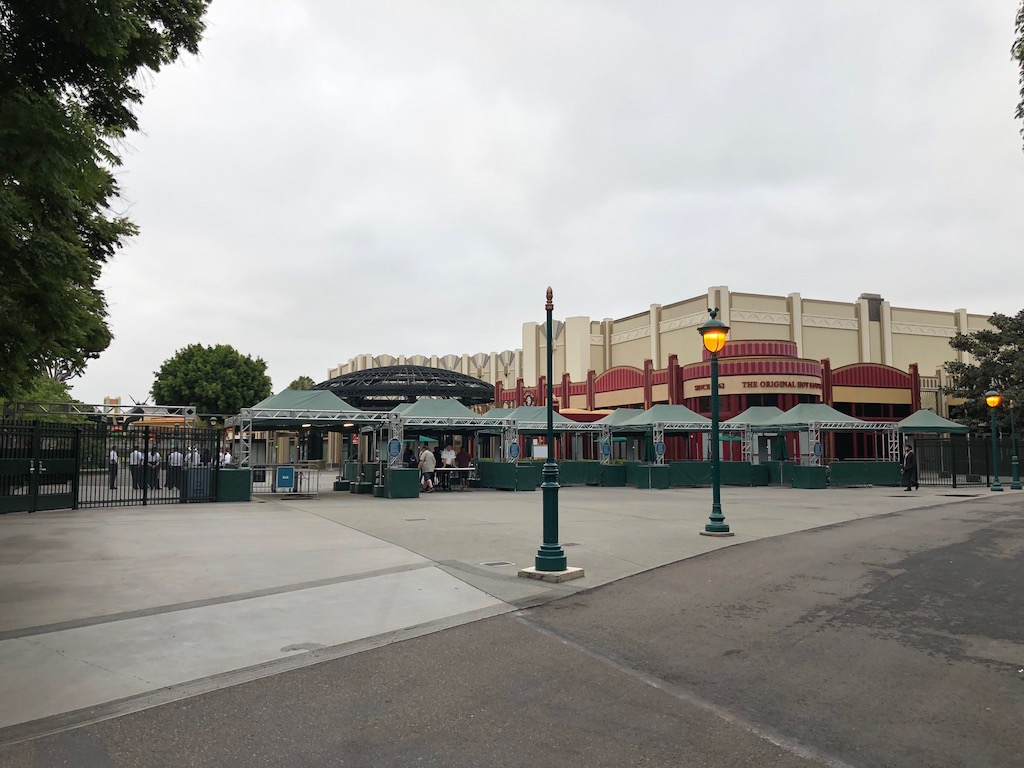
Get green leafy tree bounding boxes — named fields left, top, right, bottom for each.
left=0, top=373, right=85, bottom=422
left=152, top=344, right=272, bottom=415
left=0, top=1, right=212, bottom=398
left=944, top=310, right=1024, bottom=430
left=1016, top=3, right=1024, bottom=147
left=288, top=375, right=317, bottom=390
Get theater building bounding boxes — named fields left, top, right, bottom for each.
left=328, top=286, right=990, bottom=458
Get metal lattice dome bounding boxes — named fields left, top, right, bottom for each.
left=313, top=365, right=495, bottom=410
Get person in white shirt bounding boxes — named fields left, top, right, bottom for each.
left=440, top=443, right=456, bottom=490
left=220, top=449, right=233, bottom=467
left=129, top=446, right=144, bottom=489
left=147, top=448, right=161, bottom=490
left=187, top=446, right=201, bottom=466
left=108, top=447, right=119, bottom=490
left=167, top=448, right=184, bottom=489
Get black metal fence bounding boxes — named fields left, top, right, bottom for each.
left=912, top=435, right=1018, bottom=488
left=1, top=421, right=221, bottom=513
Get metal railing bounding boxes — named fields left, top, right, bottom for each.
left=250, top=462, right=320, bottom=498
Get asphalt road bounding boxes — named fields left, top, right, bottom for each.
left=1, top=495, right=1021, bottom=767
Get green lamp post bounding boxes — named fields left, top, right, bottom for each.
left=1010, top=399, right=1021, bottom=490
left=985, top=389, right=1003, bottom=492
left=699, top=308, right=734, bottom=537
left=534, top=287, right=568, bottom=571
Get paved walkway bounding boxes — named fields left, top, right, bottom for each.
left=0, top=484, right=1002, bottom=743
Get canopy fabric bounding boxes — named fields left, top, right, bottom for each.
left=759, top=403, right=865, bottom=429
left=251, top=389, right=359, bottom=412
left=897, top=409, right=969, bottom=434
left=391, top=399, right=483, bottom=420
left=245, top=389, right=367, bottom=429
left=620, top=404, right=710, bottom=431
left=593, top=408, right=645, bottom=428
left=723, top=406, right=783, bottom=427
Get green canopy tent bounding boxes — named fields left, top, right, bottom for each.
left=723, top=406, right=786, bottom=462
left=593, top=408, right=645, bottom=431
left=616, top=404, right=711, bottom=463
left=897, top=409, right=969, bottom=434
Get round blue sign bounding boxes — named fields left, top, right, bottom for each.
left=508, top=442, right=521, bottom=460
left=655, top=441, right=666, bottom=456
left=601, top=441, right=611, bottom=456
left=813, top=442, right=822, bottom=457
left=387, top=438, right=402, bottom=459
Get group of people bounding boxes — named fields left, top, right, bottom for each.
left=107, top=446, right=233, bottom=491
left=402, top=442, right=471, bottom=492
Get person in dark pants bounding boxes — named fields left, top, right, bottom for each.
left=129, top=446, right=144, bottom=489
left=147, top=448, right=161, bottom=490
left=901, top=445, right=918, bottom=491
left=108, top=447, right=119, bottom=490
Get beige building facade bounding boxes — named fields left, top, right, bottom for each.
left=329, top=286, right=990, bottom=419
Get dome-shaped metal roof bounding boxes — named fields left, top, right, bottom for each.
left=313, top=365, right=494, bottom=410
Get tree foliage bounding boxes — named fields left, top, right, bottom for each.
left=945, top=311, right=1024, bottom=430
left=288, top=375, right=317, bottom=390
left=152, top=344, right=273, bottom=415
left=0, top=1, right=211, bottom=398
left=1016, top=3, right=1024, bottom=148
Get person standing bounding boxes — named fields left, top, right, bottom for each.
left=440, top=443, right=456, bottom=490
left=455, top=444, right=471, bottom=489
left=187, top=445, right=201, bottom=467
left=167, top=447, right=184, bottom=490
left=419, top=445, right=436, bottom=493
left=108, top=446, right=119, bottom=490
left=147, top=447, right=161, bottom=490
left=901, top=445, right=918, bottom=491
left=129, top=446, right=144, bottom=490
left=403, top=445, right=417, bottom=469
left=220, top=447, right=233, bottom=467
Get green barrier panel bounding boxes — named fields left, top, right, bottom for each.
left=624, top=462, right=644, bottom=486
left=516, top=463, right=541, bottom=491
left=343, top=462, right=360, bottom=482
left=763, top=461, right=798, bottom=485
left=216, top=469, right=251, bottom=502
left=649, top=464, right=671, bottom=489
left=669, top=462, right=712, bottom=487
left=829, top=461, right=901, bottom=487
left=600, top=464, right=626, bottom=486
left=791, top=465, right=827, bottom=489
left=558, top=461, right=601, bottom=486
left=385, top=467, right=420, bottom=498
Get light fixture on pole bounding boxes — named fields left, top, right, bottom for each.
left=698, top=308, right=734, bottom=537
left=1010, top=399, right=1021, bottom=490
left=519, top=288, right=584, bottom=583
left=985, top=389, right=1003, bottom=492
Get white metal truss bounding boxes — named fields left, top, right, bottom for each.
left=386, top=413, right=404, bottom=467
left=652, top=424, right=666, bottom=465
left=741, top=428, right=753, bottom=462
left=3, top=401, right=198, bottom=422
left=599, top=426, right=612, bottom=465
left=808, top=424, right=822, bottom=466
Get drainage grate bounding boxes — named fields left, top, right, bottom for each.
left=939, top=493, right=981, bottom=498
left=563, top=542, right=581, bottom=547
left=480, top=561, right=515, bottom=567
left=404, top=518, right=426, bottom=521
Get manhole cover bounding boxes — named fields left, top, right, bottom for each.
left=480, top=561, right=515, bottom=567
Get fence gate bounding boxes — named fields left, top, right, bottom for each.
left=1, top=421, right=222, bottom=513
left=913, top=435, right=992, bottom=488
left=0, top=422, right=79, bottom=513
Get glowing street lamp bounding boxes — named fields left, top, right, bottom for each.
left=985, top=389, right=1003, bottom=492
left=698, top=308, right=734, bottom=536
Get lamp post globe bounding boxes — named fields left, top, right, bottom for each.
left=698, top=308, right=734, bottom=537
left=985, top=389, right=1003, bottom=492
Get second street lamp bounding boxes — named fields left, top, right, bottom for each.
left=985, top=389, right=1003, bottom=492
left=1010, top=400, right=1021, bottom=490
left=698, top=308, right=734, bottom=537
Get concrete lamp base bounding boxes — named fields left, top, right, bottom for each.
left=700, top=531, right=736, bottom=537
left=518, top=566, right=585, bottom=583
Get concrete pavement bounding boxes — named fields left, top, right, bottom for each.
left=0, top=483, right=1006, bottom=745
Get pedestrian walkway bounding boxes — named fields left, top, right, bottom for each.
left=0, top=484, right=1000, bottom=742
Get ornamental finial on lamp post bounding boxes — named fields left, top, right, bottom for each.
left=546, top=287, right=553, bottom=311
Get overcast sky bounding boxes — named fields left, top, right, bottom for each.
left=71, top=1, right=1024, bottom=404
